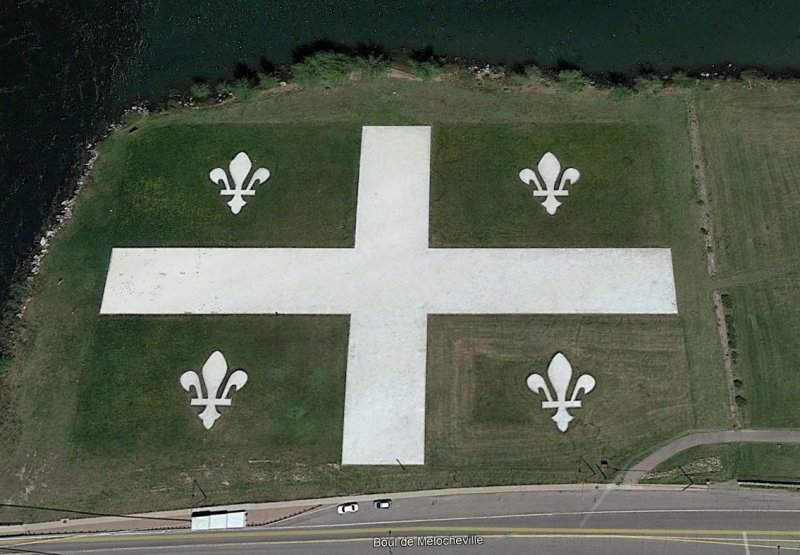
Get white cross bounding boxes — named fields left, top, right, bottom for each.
left=99, top=126, right=678, bottom=465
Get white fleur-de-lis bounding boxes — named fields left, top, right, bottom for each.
left=527, top=352, right=595, bottom=432
left=519, top=152, right=580, bottom=215
left=180, top=351, right=248, bottom=429
left=209, top=152, right=270, bottom=214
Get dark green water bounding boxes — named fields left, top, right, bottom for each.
left=2, top=0, right=800, bottom=317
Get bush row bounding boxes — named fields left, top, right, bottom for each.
left=186, top=50, right=787, bottom=102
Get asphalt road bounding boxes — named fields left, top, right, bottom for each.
left=3, top=486, right=799, bottom=554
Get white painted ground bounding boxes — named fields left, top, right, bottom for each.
left=100, top=126, right=678, bottom=465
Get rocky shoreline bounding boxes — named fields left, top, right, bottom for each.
left=10, top=103, right=150, bottom=323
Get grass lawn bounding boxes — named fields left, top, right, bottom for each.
left=73, top=316, right=348, bottom=458
left=0, top=79, right=730, bottom=519
left=94, top=122, right=361, bottom=248
left=697, top=83, right=800, bottom=428
left=431, top=123, right=666, bottom=247
left=641, top=443, right=800, bottom=485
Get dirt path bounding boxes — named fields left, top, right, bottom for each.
left=686, top=96, right=717, bottom=277
left=622, top=429, right=800, bottom=485
left=712, top=290, right=742, bottom=428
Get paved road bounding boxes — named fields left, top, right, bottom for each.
left=623, top=429, right=800, bottom=484
left=3, top=487, right=799, bottom=554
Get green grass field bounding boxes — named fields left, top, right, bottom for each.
left=431, top=123, right=666, bottom=247
left=1, top=77, right=782, bottom=520
left=697, top=83, right=800, bottom=427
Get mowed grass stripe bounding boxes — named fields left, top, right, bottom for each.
left=730, top=279, right=800, bottom=427
left=698, top=84, right=800, bottom=428
left=698, top=86, right=800, bottom=277
left=426, top=315, right=692, bottom=475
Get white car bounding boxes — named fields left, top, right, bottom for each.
left=337, top=502, right=359, bottom=514
left=373, top=499, right=392, bottom=509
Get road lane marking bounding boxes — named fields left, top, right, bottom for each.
left=9, top=533, right=800, bottom=553
left=579, top=483, right=615, bottom=527
left=4, top=525, right=800, bottom=547
left=265, top=507, right=800, bottom=531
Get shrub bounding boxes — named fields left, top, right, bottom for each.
left=557, top=69, right=589, bottom=92
left=671, top=71, right=697, bottom=88
left=215, top=82, right=233, bottom=95
left=409, top=60, right=441, bottom=82
left=522, top=64, right=542, bottom=81
left=609, top=84, right=635, bottom=101
left=232, top=78, right=254, bottom=99
left=510, top=64, right=543, bottom=86
left=256, top=72, right=280, bottom=90
left=740, top=70, right=766, bottom=87
left=355, top=54, right=390, bottom=80
left=291, top=52, right=355, bottom=87
left=0, top=353, right=12, bottom=376
left=510, top=73, right=528, bottom=86
left=189, top=83, right=212, bottom=100
left=635, top=76, right=663, bottom=95
left=724, top=313, right=737, bottom=351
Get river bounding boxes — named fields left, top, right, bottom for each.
left=2, top=0, right=799, bottom=317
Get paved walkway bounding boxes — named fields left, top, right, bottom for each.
left=622, top=429, right=800, bottom=485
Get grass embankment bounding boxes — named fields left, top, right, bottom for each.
left=642, top=443, right=800, bottom=485
left=1, top=78, right=727, bottom=520
left=697, top=83, right=800, bottom=428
